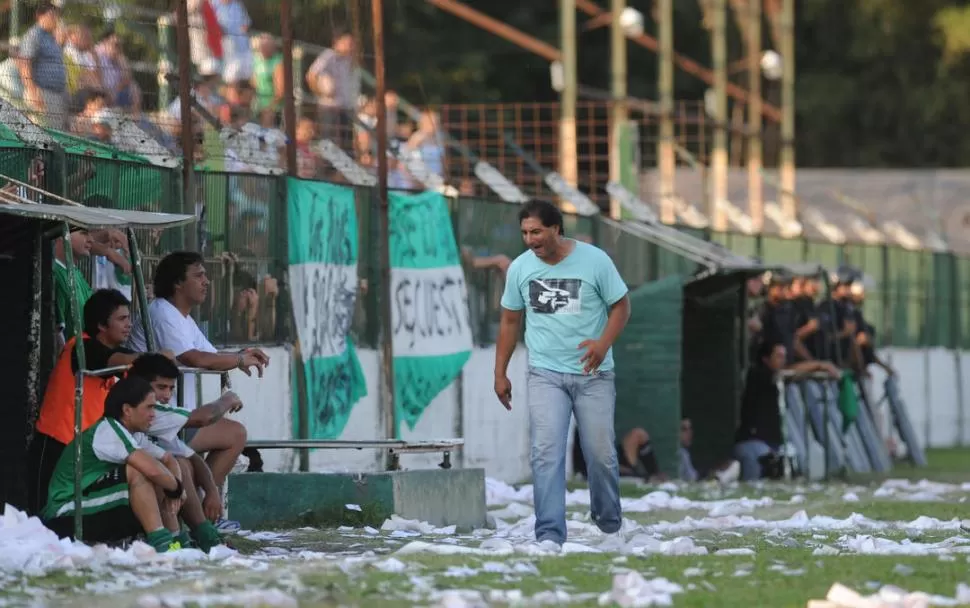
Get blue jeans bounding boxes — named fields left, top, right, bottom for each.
left=734, top=439, right=774, bottom=481
left=528, top=367, right=622, bottom=544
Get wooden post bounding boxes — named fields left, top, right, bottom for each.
left=608, top=0, right=628, bottom=220
left=711, top=0, right=728, bottom=232
left=747, top=0, right=763, bottom=231
left=559, top=0, right=579, bottom=211
left=657, top=0, right=675, bottom=224
left=371, top=0, right=398, bottom=464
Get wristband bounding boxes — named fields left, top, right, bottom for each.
left=236, top=353, right=244, bottom=368
left=164, top=479, right=183, bottom=499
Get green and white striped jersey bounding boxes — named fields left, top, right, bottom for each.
left=42, top=418, right=166, bottom=520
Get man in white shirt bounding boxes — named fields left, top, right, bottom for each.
left=128, top=251, right=269, bottom=531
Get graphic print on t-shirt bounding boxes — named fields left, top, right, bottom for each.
left=528, top=278, right=582, bottom=314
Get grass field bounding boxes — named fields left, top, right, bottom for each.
left=4, top=449, right=970, bottom=607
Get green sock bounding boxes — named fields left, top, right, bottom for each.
left=191, top=521, right=224, bottom=553
left=145, top=528, right=179, bottom=553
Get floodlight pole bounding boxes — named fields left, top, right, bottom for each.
left=779, top=0, right=796, bottom=221
left=175, top=0, right=197, bottom=251
left=559, top=0, right=579, bottom=211
left=747, top=0, right=763, bottom=232
left=371, top=0, right=398, bottom=464
left=608, top=0, right=627, bottom=220
left=657, top=0, right=675, bottom=224
left=710, top=0, right=728, bottom=231
left=281, top=0, right=297, bottom=175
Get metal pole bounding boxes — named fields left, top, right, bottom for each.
left=747, top=0, right=763, bottom=231
left=281, top=0, right=297, bottom=176
left=371, top=0, right=397, bottom=461
left=608, top=0, right=627, bottom=220
left=657, top=0, right=675, bottom=224
left=779, top=0, right=796, bottom=221
left=126, top=229, right=157, bottom=352
left=9, top=0, right=19, bottom=46
left=26, top=226, right=42, bottom=447
left=710, top=0, right=728, bottom=232
left=157, top=15, right=173, bottom=109
left=559, top=0, right=579, bottom=211
left=61, top=223, right=86, bottom=541
left=175, top=0, right=197, bottom=251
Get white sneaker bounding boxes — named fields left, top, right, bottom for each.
left=599, top=532, right=626, bottom=552
left=537, top=539, right=563, bottom=553
left=716, top=461, right=741, bottom=484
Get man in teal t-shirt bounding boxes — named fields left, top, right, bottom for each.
left=494, top=200, right=631, bottom=549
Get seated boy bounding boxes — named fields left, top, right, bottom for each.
left=42, top=377, right=193, bottom=552
left=28, top=288, right=160, bottom=514
left=127, top=354, right=243, bottom=548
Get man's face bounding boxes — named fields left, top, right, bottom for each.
left=767, top=284, right=785, bottom=304
left=680, top=419, right=693, bottom=448
left=125, top=393, right=156, bottom=433
left=38, top=10, right=59, bottom=31
left=803, top=278, right=819, bottom=298
left=101, top=305, right=132, bottom=346
left=148, top=377, right=176, bottom=405
left=177, top=262, right=210, bottom=305
left=520, top=216, right=560, bottom=261
left=334, top=34, right=353, bottom=56
left=765, top=345, right=787, bottom=371
left=259, top=36, right=276, bottom=58
left=747, top=276, right=764, bottom=298
left=71, top=230, right=94, bottom=257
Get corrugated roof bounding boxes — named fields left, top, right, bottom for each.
left=0, top=202, right=194, bottom=230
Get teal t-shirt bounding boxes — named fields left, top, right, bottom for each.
left=500, top=240, right=629, bottom=374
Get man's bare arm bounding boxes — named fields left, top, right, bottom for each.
left=189, top=453, right=219, bottom=497
left=494, top=308, right=522, bottom=378
left=184, top=391, right=242, bottom=428
left=127, top=450, right=179, bottom=491
left=598, top=296, right=631, bottom=349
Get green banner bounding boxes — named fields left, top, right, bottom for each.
left=389, top=190, right=473, bottom=433
left=288, top=178, right=367, bottom=439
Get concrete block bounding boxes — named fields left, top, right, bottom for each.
left=227, top=468, right=486, bottom=531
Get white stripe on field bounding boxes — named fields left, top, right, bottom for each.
left=289, top=263, right=359, bottom=359
left=390, top=265, right=473, bottom=357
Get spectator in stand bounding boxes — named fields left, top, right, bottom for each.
left=295, top=117, right=321, bottom=179
left=54, top=228, right=95, bottom=344
left=166, top=60, right=223, bottom=125
left=306, top=31, right=359, bottom=154
left=188, top=0, right=223, bottom=72
left=95, top=28, right=141, bottom=114
left=63, top=24, right=101, bottom=104
left=70, top=89, right=108, bottom=138
left=18, top=2, right=67, bottom=130
left=252, top=34, right=283, bottom=127
left=406, top=109, right=446, bottom=178
left=218, top=80, right=255, bottom=127
left=215, top=0, right=253, bottom=84
left=0, top=47, right=24, bottom=100
left=89, top=108, right=115, bottom=144
left=734, top=341, right=840, bottom=481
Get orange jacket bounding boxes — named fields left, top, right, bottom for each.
left=35, top=336, right=118, bottom=445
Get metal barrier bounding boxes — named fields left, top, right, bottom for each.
left=245, top=439, right=465, bottom=471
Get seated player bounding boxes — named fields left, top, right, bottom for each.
left=28, top=289, right=169, bottom=514
left=735, top=341, right=840, bottom=480
left=128, top=251, right=267, bottom=531
left=41, top=377, right=193, bottom=552
left=127, top=354, right=243, bottom=549
left=572, top=426, right=665, bottom=483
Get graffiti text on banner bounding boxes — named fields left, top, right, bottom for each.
left=287, top=178, right=367, bottom=440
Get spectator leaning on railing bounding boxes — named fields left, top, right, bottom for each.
left=18, top=1, right=67, bottom=130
